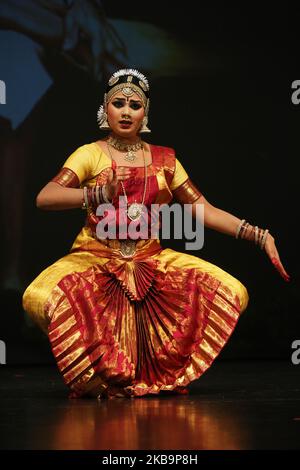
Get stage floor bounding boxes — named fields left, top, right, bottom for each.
left=0, top=360, right=299, bottom=450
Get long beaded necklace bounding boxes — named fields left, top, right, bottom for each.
left=106, top=143, right=148, bottom=221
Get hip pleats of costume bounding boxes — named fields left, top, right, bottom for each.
left=23, top=233, right=249, bottom=398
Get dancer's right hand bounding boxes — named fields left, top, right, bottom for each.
left=105, top=161, right=136, bottom=201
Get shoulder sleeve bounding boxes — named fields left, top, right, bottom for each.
left=169, top=158, right=189, bottom=191
left=51, top=145, right=96, bottom=187
left=170, top=158, right=202, bottom=204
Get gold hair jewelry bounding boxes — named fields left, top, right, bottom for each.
left=97, top=69, right=151, bottom=133
left=106, top=83, right=147, bottom=108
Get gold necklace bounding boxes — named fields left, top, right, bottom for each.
left=106, top=143, right=148, bottom=221
left=107, top=135, right=143, bottom=162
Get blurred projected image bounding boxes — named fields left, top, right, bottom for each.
left=0, top=0, right=201, bottom=295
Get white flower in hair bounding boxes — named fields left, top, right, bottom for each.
left=97, top=104, right=104, bottom=125
left=109, top=68, right=149, bottom=90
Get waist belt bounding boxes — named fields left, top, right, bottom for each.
left=97, top=239, right=149, bottom=258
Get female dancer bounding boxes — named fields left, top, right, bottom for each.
left=23, top=69, right=290, bottom=399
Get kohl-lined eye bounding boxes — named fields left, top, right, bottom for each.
left=112, top=100, right=124, bottom=108
left=130, top=102, right=142, bottom=110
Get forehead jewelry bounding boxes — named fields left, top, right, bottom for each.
left=97, top=69, right=151, bottom=133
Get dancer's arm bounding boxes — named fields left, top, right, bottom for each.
left=36, top=182, right=83, bottom=210
left=36, top=164, right=134, bottom=210
left=191, top=194, right=290, bottom=282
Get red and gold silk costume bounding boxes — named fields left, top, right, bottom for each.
left=23, top=143, right=249, bottom=398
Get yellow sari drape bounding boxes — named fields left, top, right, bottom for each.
left=23, top=143, right=249, bottom=398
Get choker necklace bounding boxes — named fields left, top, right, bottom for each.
left=106, top=143, right=147, bottom=221
left=107, top=135, right=143, bottom=162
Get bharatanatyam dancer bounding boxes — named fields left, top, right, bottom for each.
left=22, top=69, right=290, bottom=399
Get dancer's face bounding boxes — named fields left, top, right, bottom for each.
left=107, top=92, right=145, bottom=138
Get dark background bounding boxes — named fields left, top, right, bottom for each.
left=0, top=2, right=299, bottom=364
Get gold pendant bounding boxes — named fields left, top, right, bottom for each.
left=127, top=203, right=143, bottom=221
left=124, top=151, right=136, bottom=162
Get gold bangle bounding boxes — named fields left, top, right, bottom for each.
left=240, top=222, right=249, bottom=239
left=81, top=187, right=88, bottom=210
left=254, top=226, right=259, bottom=245
left=102, top=184, right=112, bottom=203
left=260, top=229, right=269, bottom=250
left=236, top=219, right=246, bottom=239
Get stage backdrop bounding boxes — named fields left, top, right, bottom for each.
left=0, top=2, right=299, bottom=364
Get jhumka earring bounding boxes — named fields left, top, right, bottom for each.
left=97, top=97, right=110, bottom=130
left=140, top=116, right=151, bottom=133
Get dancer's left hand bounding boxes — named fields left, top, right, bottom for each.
left=264, top=233, right=291, bottom=282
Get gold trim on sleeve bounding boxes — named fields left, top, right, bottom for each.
left=172, top=178, right=202, bottom=204
left=51, top=168, right=80, bottom=188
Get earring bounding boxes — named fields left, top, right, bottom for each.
left=97, top=104, right=111, bottom=130
left=140, top=116, right=151, bottom=133
left=100, top=113, right=110, bottom=130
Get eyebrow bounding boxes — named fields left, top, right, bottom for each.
left=112, top=97, right=142, bottom=104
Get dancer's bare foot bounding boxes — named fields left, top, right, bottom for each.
left=98, top=385, right=132, bottom=399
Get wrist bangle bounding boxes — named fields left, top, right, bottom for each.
left=254, top=226, right=259, bottom=245
left=236, top=219, right=246, bottom=239
left=82, top=187, right=88, bottom=210
left=102, top=184, right=111, bottom=203
left=240, top=222, right=249, bottom=239
left=95, top=186, right=101, bottom=206
left=246, top=225, right=255, bottom=241
left=260, top=229, right=269, bottom=250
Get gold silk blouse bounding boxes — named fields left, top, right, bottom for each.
left=51, top=142, right=202, bottom=206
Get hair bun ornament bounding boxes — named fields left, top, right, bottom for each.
left=108, top=76, right=119, bottom=87
left=97, top=68, right=151, bottom=132
left=109, top=68, right=149, bottom=91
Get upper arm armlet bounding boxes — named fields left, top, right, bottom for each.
left=172, top=178, right=202, bottom=204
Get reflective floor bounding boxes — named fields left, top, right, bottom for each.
left=0, top=360, right=299, bottom=450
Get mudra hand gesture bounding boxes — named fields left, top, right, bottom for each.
left=104, top=160, right=136, bottom=201
left=264, top=233, right=290, bottom=282
left=227, top=219, right=292, bottom=284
